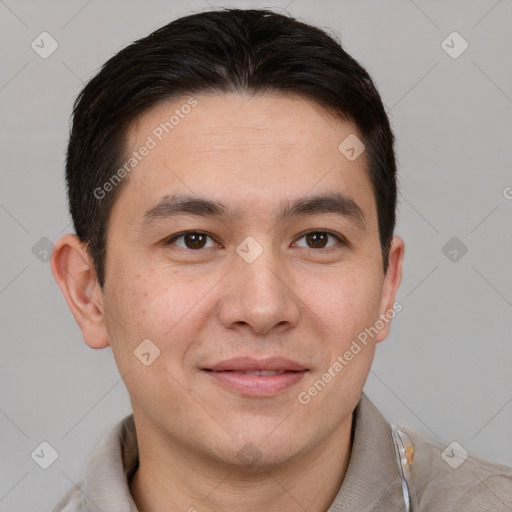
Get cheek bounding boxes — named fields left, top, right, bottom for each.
left=104, top=260, right=229, bottom=372
left=103, top=269, right=192, bottom=365
left=298, top=270, right=382, bottom=407
left=102, top=275, right=204, bottom=410
left=304, top=266, right=383, bottom=341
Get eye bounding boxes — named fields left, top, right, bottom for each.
left=164, top=231, right=217, bottom=250
left=163, top=229, right=346, bottom=252
left=293, top=230, right=345, bottom=250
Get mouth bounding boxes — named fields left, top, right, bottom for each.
left=210, top=369, right=290, bottom=376
left=202, top=357, right=309, bottom=396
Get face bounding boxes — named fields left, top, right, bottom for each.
left=90, top=93, right=402, bottom=467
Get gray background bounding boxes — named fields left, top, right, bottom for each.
left=1, top=0, right=511, bottom=510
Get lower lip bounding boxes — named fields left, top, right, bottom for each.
left=204, top=370, right=308, bottom=397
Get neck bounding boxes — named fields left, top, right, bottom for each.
left=129, top=413, right=354, bottom=512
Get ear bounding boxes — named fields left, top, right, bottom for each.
left=374, top=235, right=405, bottom=343
left=50, top=234, right=110, bottom=349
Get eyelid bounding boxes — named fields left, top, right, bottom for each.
left=164, top=230, right=219, bottom=248
left=292, top=229, right=346, bottom=249
left=164, top=229, right=347, bottom=250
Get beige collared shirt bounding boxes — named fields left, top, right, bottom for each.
left=53, top=393, right=512, bottom=511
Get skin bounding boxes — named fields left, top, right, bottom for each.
left=51, top=92, right=404, bottom=512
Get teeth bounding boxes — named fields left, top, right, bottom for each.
left=232, top=370, right=287, bottom=376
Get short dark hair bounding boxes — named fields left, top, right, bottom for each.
left=66, top=8, right=397, bottom=288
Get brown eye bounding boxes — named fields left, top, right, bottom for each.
left=294, top=230, right=344, bottom=250
left=306, top=232, right=328, bottom=248
left=165, top=231, right=215, bottom=250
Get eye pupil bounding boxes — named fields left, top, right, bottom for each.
left=185, top=232, right=206, bottom=249
left=169, top=230, right=339, bottom=252
left=307, top=232, right=328, bottom=248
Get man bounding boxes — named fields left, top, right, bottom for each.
left=50, top=8, right=512, bottom=512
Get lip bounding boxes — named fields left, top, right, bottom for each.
left=203, top=357, right=309, bottom=397
left=206, top=356, right=308, bottom=372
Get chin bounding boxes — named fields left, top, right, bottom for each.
left=217, top=432, right=306, bottom=470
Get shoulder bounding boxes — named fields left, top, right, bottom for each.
left=51, top=413, right=138, bottom=512
left=399, top=425, right=512, bottom=511
left=51, top=483, right=85, bottom=511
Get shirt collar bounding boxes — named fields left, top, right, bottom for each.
left=327, top=393, right=405, bottom=511
left=83, top=411, right=139, bottom=512
left=82, top=392, right=404, bottom=512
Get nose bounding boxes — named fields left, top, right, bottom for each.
left=218, top=239, right=301, bottom=336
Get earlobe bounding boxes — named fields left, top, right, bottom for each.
left=374, top=235, right=405, bottom=343
left=50, top=234, right=110, bottom=349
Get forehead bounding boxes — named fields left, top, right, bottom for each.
left=114, top=92, right=376, bottom=226
left=128, top=92, right=348, bottom=148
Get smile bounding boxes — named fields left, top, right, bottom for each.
left=203, top=370, right=308, bottom=396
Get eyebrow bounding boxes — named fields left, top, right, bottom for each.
left=139, top=191, right=366, bottom=229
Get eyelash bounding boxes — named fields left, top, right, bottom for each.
left=163, top=230, right=346, bottom=252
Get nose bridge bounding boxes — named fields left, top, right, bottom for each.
left=220, top=234, right=300, bottom=333
left=237, top=234, right=287, bottom=304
